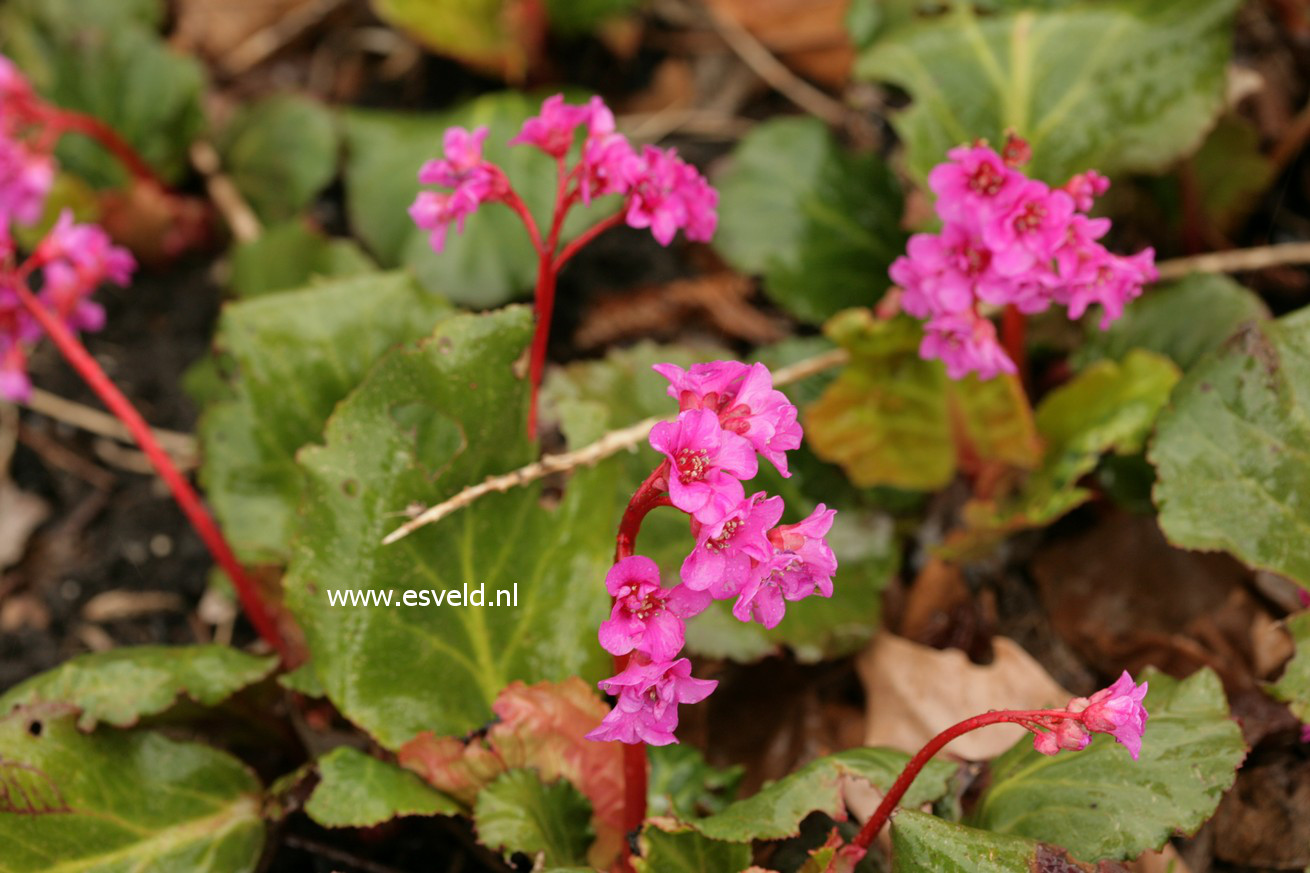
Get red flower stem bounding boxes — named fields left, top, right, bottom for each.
left=851, top=708, right=1085, bottom=851
left=554, top=211, right=627, bottom=273
left=611, top=460, right=673, bottom=869
left=7, top=278, right=291, bottom=662
left=1001, top=303, right=1028, bottom=384
left=524, top=164, right=582, bottom=440
left=39, top=107, right=169, bottom=190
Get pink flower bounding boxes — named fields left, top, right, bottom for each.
left=982, top=180, right=1075, bottom=276
left=1060, top=248, right=1156, bottom=329
left=891, top=224, right=1012, bottom=318
left=1073, top=671, right=1149, bottom=760
left=920, top=311, right=1017, bottom=381
left=681, top=493, right=783, bottom=598
left=1063, top=170, right=1110, bottom=212
left=586, top=658, right=717, bottom=746
left=649, top=408, right=757, bottom=526
left=653, top=361, right=802, bottom=476
left=625, top=146, right=718, bottom=246
left=509, top=94, right=590, bottom=159
left=577, top=97, right=638, bottom=204
left=766, top=504, right=837, bottom=599
left=417, top=126, right=497, bottom=197
left=0, top=135, right=54, bottom=226
left=36, top=212, right=135, bottom=287
left=1033, top=718, right=1091, bottom=756
left=408, top=188, right=482, bottom=253
left=929, top=144, right=1025, bottom=226
left=598, top=556, right=710, bottom=661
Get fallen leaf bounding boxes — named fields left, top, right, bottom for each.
left=857, top=634, right=1071, bottom=759
left=399, top=678, right=624, bottom=869
left=1210, top=757, right=1310, bottom=869
left=174, top=0, right=321, bottom=61
left=0, top=480, right=49, bottom=571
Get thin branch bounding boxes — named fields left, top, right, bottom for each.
left=380, top=348, right=849, bottom=545
left=190, top=141, right=262, bottom=244
left=221, top=0, right=352, bottom=75
left=700, top=1, right=851, bottom=131
left=22, top=387, right=197, bottom=465
left=1153, top=241, right=1310, bottom=281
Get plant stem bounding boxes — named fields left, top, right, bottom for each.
left=8, top=279, right=291, bottom=661
left=611, top=460, right=673, bottom=869
left=40, top=107, right=169, bottom=190
left=851, top=708, right=1083, bottom=851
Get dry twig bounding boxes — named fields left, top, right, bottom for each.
left=1153, top=241, right=1310, bottom=281
left=190, top=141, right=263, bottom=244
left=22, top=388, right=197, bottom=466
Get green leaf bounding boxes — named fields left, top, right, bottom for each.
left=277, top=661, right=325, bottom=697
left=1270, top=611, right=1310, bottom=724
left=1075, top=274, right=1271, bottom=372
left=1, top=0, right=205, bottom=186
left=219, top=95, right=340, bottom=223
left=1192, top=115, right=1275, bottom=232
left=694, top=747, right=955, bottom=842
left=1149, top=308, right=1310, bottom=587
left=635, top=819, right=751, bottom=873
left=713, top=118, right=906, bottom=323
left=971, top=668, right=1246, bottom=861
left=949, top=349, right=1179, bottom=555
left=805, top=310, right=1041, bottom=490
left=892, top=810, right=1098, bottom=873
left=197, top=271, right=450, bottom=563
left=546, top=0, right=639, bottom=34
left=473, top=769, right=594, bottom=867
left=342, top=94, right=609, bottom=307
left=0, top=706, right=264, bottom=872
left=856, top=0, right=1241, bottom=184
left=284, top=307, right=612, bottom=748
left=229, top=222, right=376, bottom=299
left=369, top=0, right=531, bottom=77
left=305, top=747, right=460, bottom=828
left=647, top=744, right=744, bottom=820
left=0, top=645, right=277, bottom=730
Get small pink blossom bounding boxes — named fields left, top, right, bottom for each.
left=982, top=180, right=1075, bottom=276
left=417, top=126, right=497, bottom=197
left=1033, top=718, right=1091, bottom=756
left=509, top=94, right=590, bottom=159
left=585, top=658, right=717, bottom=746
left=1060, top=248, right=1156, bottom=329
left=0, top=135, right=54, bottom=226
left=920, top=311, right=1017, bottom=381
left=681, top=493, right=782, bottom=598
left=653, top=361, right=802, bottom=476
left=767, top=504, right=837, bottom=600
left=649, top=408, right=757, bottom=526
left=408, top=188, right=482, bottom=253
left=929, top=144, right=1025, bottom=226
left=577, top=96, right=638, bottom=204
left=1063, top=170, right=1110, bottom=212
left=625, top=146, right=717, bottom=246
left=1073, top=671, right=1149, bottom=760
left=598, top=555, right=710, bottom=661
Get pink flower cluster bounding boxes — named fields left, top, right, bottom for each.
left=0, top=56, right=54, bottom=229
left=889, top=140, right=1157, bottom=379
left=1030, top=671, right=1150, bottom=760
left=586, top=362, right=836, bottom=746
left=410, top=94, right=717, bottom=252
left=1, top=56, right=135, bottom=402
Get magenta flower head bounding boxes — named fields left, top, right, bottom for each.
left=586, top=658, right=717, bottom=746
left=681, top=492, right=783, bottom=598
left=1073, top=671, right=1149, bottom=760
left=649, top=408, right=757, bottom=526
left=599, top=555, right=710, bottom=661
left=625, top=146, right=718, bottom=246
left=509, top=94, right=590, bottom=158
left=891, top=138, right=1154, bottom=379
left=0, top=135, right=55, bottom=227
left=654, top=361, right=802, bottom=476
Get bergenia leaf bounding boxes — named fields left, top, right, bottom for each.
left=0, top=645, right=276, bottom=730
